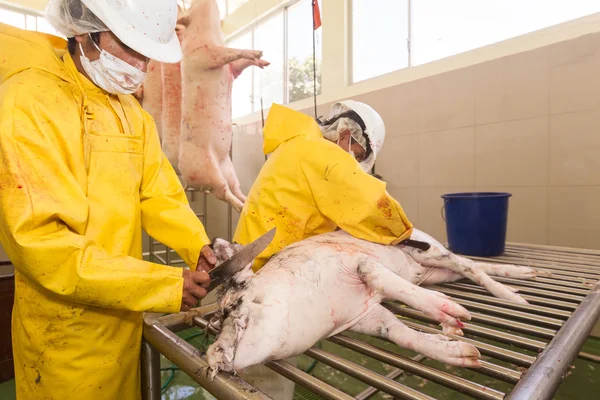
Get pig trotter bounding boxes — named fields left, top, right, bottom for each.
left=351, top=305, right=481, bottom=368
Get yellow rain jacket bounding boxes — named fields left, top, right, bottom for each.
left=234, top=104, right=413, bottom=271
left=0, top=24, right=210, bottom=399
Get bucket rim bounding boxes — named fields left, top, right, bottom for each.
left=441, top=192, right=512, bottom=199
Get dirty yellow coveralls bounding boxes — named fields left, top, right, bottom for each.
left=234, top=103, right=414, bottom=271
left=233, top=105, right=413, bottom=399
left=0, top=24, right=210, bottom=399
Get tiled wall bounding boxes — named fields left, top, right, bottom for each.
left=224, top=31, right=600, bottom=250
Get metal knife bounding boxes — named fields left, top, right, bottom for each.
left=204, top=227, right=276, bottom=293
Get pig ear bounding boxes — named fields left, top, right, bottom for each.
left=211, top=238, right=243, bottom=263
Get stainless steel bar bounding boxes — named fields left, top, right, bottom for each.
left=140, top=338, right=161, bottom=400
left=493, top=277, right=591, bottom=296
left=507, top=282, right=600, bottom=400
left=443, top=283, right=580, bottom=310
left=355, top=355, right=426, bottom=400
left=153, top=253, right=167, bottom=265
left=430, top=286, right=572, bottom=319
left=578, top=351, right=600, bottom=364
left=264, top=360, right=355, bottom=400
left=470, top=256, right=600, bottom=276
left=305, top=347, right=436, bottom=400
left=488, top=285, right=585, bottom=303
left=504, top=242, right=600, bottom=256
left=508, top=275, right=596, bottom=291
left=401, top=320, right=535, bottom=367
left=143, top=322, right=269, bottom=400
left=502, top=248, right=600, bottom=265
left=442, top=297, right=565, bottom=329
left=504, top=247, right=600, bottom=262
left=386, top=304, right=547, bottom=352
left=468, top=251, right=600, bottom=271
left=192, top=317, right=356, bottom=400
left=191, top=319, right=431, bottom=400
left=329, top=334, right=506, bottom=399
left=462, top=310, right=556, bottom=339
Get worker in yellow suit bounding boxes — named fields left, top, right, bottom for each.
left=0, top=1, right=217, bottom=399
left=234, top=101, right=414, bottom=271
left=232, top=101, right=414, bottom=399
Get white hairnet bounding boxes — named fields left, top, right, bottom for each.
left=45, top=0, right=109, bottom=38
left=319, top=104, right=368, bottom=154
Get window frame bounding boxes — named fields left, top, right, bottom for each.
left=227, top=0, right=323, bottom=118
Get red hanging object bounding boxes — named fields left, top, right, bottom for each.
left=312, top=0, right=321, bottom=30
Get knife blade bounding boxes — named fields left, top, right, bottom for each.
left=204, top=227, right=276, bottom=293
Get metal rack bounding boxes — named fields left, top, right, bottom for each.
left=141, top=242, right=600, bottom=400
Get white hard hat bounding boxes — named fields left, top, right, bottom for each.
left=45, top=0, right=182, bottom=63
left=330, top=100, right=386, bottom=172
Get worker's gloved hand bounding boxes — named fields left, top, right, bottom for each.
left=181, top=269, right=210, bottom=311
left=197, top=245, right=217, bottom=272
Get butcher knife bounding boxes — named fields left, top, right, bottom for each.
left=204, top=227, right=276, bottom=294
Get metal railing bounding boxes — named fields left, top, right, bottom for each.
left=141, top=242, right=600, bottom=400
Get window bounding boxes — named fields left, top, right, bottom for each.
left=0, top=8, right=25, bottom=29
left=411, top=0, right=600, bottom=66
left=36, top=17, right=61, bottom=36
left=351, top=0, right=409, bottom=83
left=227, top=0, right=323, bottom=119
left=351, top=0, right=600, bottom=81
left=287, top=0, right=323, bottom=103
left=229, top=31, right=254, bottom=119
left=253, top=10, right=285, bottom=111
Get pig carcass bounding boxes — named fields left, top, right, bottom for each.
left=141, top=59, right=163, bottom=139
left=178, top=0, right=269, bottom=212
left=206, top=228, right=549, bottom=376
left=160, top=10, right=188, bottom=173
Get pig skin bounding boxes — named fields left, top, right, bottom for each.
left=161, top=12, right=188, bottom=174
left=206, top=228, right=550, bottom=377
left=178, top=0, right=268, bottom=212
left=142, top=60, right=163, bottom=140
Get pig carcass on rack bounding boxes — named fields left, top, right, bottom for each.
left=178, top=0, right=269, bottom=212
left=206, top=228, right=550, bottom=376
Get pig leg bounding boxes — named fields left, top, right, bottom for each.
left=357, top=259, right=471, bottom=330
left=402, top=246, right=529, bottom=304
left=230, top=58, right=270, bottom=79
left=183, top=44, right=264, bottom=70
left=409, top=228, right=542, bottom=280
left=220, top=156, right=246, bottom=204
left=350, top=304, right=481, bottom=368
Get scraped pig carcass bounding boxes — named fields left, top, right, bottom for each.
left=141, top=59, right=163, bottom=139
left=178, top=0, right=269, bottom=212
left=161, top=9, right=189, bottom=173
left=206, top=228, right=550, bottom=376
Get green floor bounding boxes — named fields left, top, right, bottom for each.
left=1, top=328, right=598, bottom=400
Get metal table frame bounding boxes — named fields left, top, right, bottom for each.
left=141, top=243, right=600, bottom=400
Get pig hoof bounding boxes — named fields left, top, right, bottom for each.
left=417, top=289, right=472, bottom=328
left=441, top=323, right=464, bottom=337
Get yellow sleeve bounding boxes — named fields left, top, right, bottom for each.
left=0, top=84, right=183, bottom=313
left=139, top=111, right=210, bottom=270
left=298, top=138, right=414, bottom=245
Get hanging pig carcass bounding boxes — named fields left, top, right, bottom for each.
left=178, top=0, right=269, bottom=212
left=205, top=228, right=550, bottom=376
left=141, top=60, right=163, bottom=139
left=160, top=8, right=189, bottom=173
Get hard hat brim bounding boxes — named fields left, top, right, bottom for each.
left=83, top=1, right=182, bottom=64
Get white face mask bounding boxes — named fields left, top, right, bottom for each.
left=79, top=35, right=146, bottom=95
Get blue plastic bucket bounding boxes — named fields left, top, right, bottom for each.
left=441, top=192, right=512, bottom=257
